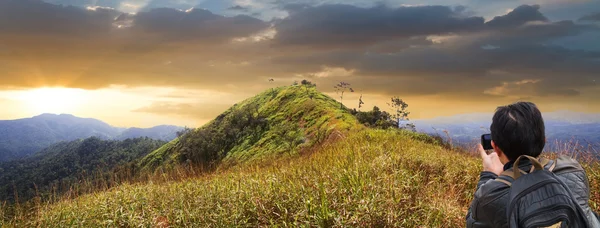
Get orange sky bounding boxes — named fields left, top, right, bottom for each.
left=0, top=85, right=597, bottom=128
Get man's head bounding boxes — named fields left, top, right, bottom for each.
left=490, top=101, right=545, bottom=162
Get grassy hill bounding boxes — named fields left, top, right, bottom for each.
left=9, top=129, right=599, bottom=227
left=139, top=85, right=361, bottom=171
left=2, top=86, right=599, bottom=227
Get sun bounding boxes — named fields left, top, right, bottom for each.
left=17, top=87, right=86, bottom=114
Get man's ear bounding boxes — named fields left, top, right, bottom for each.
left=491, top=140, right=498, bottom=153
left=492, top=141, right=509, bottom=164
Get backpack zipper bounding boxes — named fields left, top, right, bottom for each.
left=527, top=215, right=569, bottom=227
left=521, top=206, right=573, bottom=227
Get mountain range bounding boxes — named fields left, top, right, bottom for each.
left=0, top=114, right=183, bottom=162
left=412, top=111, right=600, bottom=151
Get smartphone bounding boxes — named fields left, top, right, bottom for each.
left=481, top=134, right=493, bottom=150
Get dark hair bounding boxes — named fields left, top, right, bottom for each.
left=490, top=101, right=545, bottom=161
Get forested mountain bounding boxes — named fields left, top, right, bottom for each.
left=0, top=114, right=182, bottom=161
left=0, top=137, right=166, bottom=202
left=116, top=125, right=183, bottom=141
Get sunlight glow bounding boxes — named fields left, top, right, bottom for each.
left=15, top=88, right=87, bottom=114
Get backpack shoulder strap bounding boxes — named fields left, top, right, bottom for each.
left=496, top=176, right=513, bottom=186
left=495, top=169, right=523, bottom=186
left=530, top=158, right=552, bottom=172
left=495, top=157, right=551, bottom=187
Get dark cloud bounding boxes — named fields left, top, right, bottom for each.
left=484, top=20, right=590, bottom=46
left=474, top=5, right=590, bottom=48
left=273, top=4, right=485, bottom=48
left=0, top=0, right=121, bottom=36
left=43, top=0, right=122, bottom=9
left=269, top=40, right=600, bottom=98
left=132, top=8, right=268, bottom=41
left=307, top=5, right=599, bottom=99
left=0, top=0, right=269, bottom=43
left=485, top=4, right=547, bottom=29
left=579, top=12, right=600, bottom=22
left=228, top=5, right=250, bottom=11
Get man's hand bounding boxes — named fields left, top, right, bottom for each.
left=478, top=144, right=503, bottom=176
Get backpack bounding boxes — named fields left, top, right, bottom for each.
left=498, top=155, right=598, bottom=228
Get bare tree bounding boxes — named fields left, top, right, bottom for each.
left=358, top=94, right=364, bottom=111
left=269, top=78, right=275, bottom=92
left=334, top=82, right=353, bottom=108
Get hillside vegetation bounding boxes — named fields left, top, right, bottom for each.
left=0, top=137, right=166, bottom=203
left=139, top=85, right=360, bottom=171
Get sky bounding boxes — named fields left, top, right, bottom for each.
left=0, top=0, right=598, bottom=127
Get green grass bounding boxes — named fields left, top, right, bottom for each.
left=138, top=138, right=180, bottom=171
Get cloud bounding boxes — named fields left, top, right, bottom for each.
left=579, top=12, right=600, bottom=22
left=0, top=0, right=598, bottom=110
left=269, top=26, right=599, bottom=98
left=0, top=0, right=271, bottom=89
left=485, top=4, right=547, bottom=29
left=134, top=101, right=232, bottom=119
left=0, top=0, right=268, bottom=42
left=484, top=79, right=582, bottom=99
left=295, top=66, right=355, bottom=78
left=484, top=79, right=540, bottom=97
left=132, top=7, right=268, bottom=41
left=272, top=4, right=485, bottom=48
left=0, top=0, right=121, bottom=36
left=228, top=5, right=250, bottom=11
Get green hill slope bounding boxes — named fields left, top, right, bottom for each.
left=139, top=85, right=361, bottom=171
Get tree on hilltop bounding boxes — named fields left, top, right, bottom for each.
left=334, top=82, right=353, bottom=109
left=301, top=79, right=316, bottom=100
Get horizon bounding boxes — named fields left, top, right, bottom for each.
left=3, top=107, right=599, bottom=129
left=0, top=0, right=599, bottom=128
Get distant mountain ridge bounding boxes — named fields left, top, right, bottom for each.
left=412, top=110, right=600, bottom=150
left=0, top=114, right=183, bottom=161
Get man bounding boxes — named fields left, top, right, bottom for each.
left=466, top=102, right=598, bottom=227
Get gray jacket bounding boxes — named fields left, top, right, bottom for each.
left=466, top=157, right=600, bottom=227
